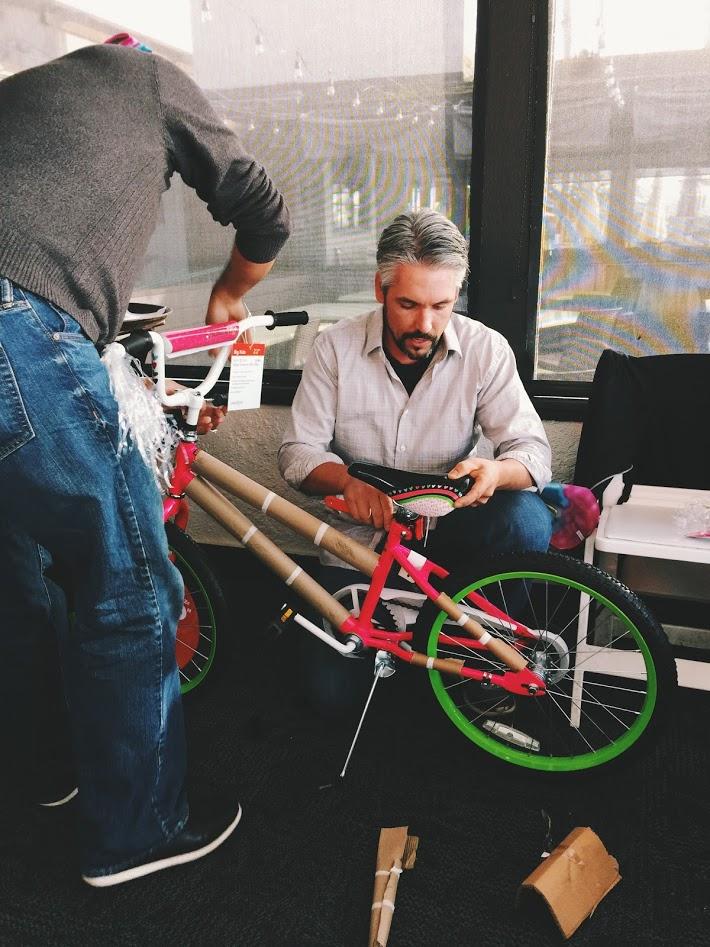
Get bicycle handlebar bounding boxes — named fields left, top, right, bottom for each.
left=264, top=309, right=309, bottom=329
left=129, top=309, right=309, bottom=413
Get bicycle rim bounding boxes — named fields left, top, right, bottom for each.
left=169, top=541, right=218, bottom=695
left=423, top=556, right=670, bottom=772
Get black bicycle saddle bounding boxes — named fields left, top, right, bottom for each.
left=348, top=462, right=472, bottom=517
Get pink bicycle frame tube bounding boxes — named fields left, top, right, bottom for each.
left=162, top=321, right=242, bottom=355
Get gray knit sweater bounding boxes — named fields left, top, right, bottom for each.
left=0, top=45, right=291, bottom=344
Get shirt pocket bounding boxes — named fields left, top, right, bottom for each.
left=0, top=344, right=35, bottom=462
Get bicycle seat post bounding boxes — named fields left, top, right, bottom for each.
left=393, top=505, right=420, bottom=526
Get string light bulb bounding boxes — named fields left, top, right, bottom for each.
left=326, top=74, right=335, bottom=97
left=251, top=18, right=265, bottom=55
left=294, top=52, right=305, bottom=80
left=200, top=0, right=212, bottom=24
left=352, top=90, right=361, bottom=108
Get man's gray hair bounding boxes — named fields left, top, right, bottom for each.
left=376, top=209, right=469, bottom=290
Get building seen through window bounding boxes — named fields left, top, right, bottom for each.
left=535, top=0, right=710, bottom=382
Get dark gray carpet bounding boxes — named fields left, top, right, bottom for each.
left=1, top=550, right=708, bottom=946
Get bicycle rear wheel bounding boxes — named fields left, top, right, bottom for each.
left=414, top=551, right=677, bottom=772
left=166, top=521, right=228, bottom=696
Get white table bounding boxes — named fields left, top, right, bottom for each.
left=584, top=479, right=710, bottom=690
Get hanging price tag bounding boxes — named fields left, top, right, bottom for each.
left=227, top=342, right=266, bottom=410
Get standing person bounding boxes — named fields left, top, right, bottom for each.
left=278, top=209, right=551, bottom=710
left=0, top=36, right=290, bottom=886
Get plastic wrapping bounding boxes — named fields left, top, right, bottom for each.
left=673, top=500, right=710, bottom=539
left=101, top=342, right=178, bottom=490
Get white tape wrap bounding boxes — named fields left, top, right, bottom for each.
left=241, top=525, right=257, bottom=545
left=261, top=491, right=275, bottom=513
left=479, top=631, right=492, bottom=645
left=314, top=523, right=328, bottom=547
left=407, top=549, right=427, bottom=570
left=286, top=566, right=302, bottom=586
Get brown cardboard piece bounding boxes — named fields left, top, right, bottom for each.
left=518, top=827, right=621, bottom=939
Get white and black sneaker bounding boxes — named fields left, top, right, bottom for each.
left=82, top=803, right=242, bottom=888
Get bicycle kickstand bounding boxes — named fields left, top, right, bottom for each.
left=339, top=650, right=396, bottom=778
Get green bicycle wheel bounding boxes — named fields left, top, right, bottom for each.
left=413, top=551, right=676, bottom=772
left=166, top=522, right=228, bottom=696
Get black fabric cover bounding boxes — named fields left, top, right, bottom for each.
left=574, top=349, right=710, bottom=496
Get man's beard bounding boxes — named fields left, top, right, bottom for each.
left=383, top=301, right=439, bottom=362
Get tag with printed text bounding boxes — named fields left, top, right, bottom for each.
left=228, top=342, right=266, bottom=411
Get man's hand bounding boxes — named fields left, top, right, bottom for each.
left=205, top=245, right=276, bottom=353
left=448, top=457, right=535, bottom=507
left=448, top=457, right=501, bottom=507
left=165, top=380, right=227, bottom=435
left=205, top=284, right=249, bottom=329
left=195, top=401, right=227, bottom=435
left=301, top=462, right=394, bottom=529
left=343, top=477, right=394, bottom=529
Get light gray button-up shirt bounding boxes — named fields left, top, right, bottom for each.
left=278, top=307, right=551, bottom=563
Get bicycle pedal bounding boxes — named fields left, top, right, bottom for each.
left=264, top=603, right=295, bottom=640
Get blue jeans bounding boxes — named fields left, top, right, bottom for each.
left=410, top=488, right=553, bottom=563
left=0, top=279, right=187, bottom=875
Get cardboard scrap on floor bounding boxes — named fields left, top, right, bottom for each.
left=369, top=826, right=419, bottom=947
left=518, top=826, right=621, bottom=939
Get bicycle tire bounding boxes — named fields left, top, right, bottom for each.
left=413, top=551, right=677, bottom=772
left=166, top=521, right=228, bottom=696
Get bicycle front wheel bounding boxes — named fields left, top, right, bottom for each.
left=166, top=522, right=228, bottom=697
left=413, top=552, right=677, bottom=772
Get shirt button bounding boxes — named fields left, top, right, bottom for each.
left=400, top=445, right=406, bottom=452
left=52, top=333, right=61, bottom=341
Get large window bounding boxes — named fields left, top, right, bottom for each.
left=4, top=1, right=706, bottom=414
left=534, top=0, right=710, bottom=382
left=0, top=0, right=476, bottom=382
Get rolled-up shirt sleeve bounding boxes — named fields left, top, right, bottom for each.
left=155, top=55, right=291, bottom=263
left=474, top=338, right=552, bottom=489
left=278, top=333, right=345, bottom=489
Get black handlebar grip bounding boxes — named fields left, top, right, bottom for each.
left=264, top=309, right=309, bottom=329
left=118, top=331, right=154, bottom=362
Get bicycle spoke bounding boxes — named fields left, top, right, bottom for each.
left=573, top=678, right=647, bottom=696
left=546, top=688, right=641, bottom=717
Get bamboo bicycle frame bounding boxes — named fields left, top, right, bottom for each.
left=184, top=450, right=545, bottom=696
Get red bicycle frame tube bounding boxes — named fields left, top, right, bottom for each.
left=332, top=514, right=545, bottom=695
left=162, top=441, right=199, bottom=529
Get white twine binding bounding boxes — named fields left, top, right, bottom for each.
left=101, top=342, right=178, bottom=491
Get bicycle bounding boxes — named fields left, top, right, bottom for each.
left=119, top=310, right=677, bottom=772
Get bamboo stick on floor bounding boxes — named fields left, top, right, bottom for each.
left=369, top=827, right=418, bottom=947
